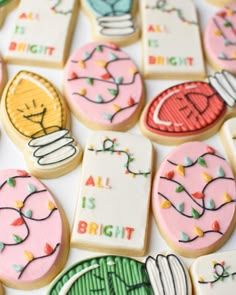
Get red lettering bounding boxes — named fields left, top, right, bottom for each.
left=9, top=41, right=17, bottom=51
left=125, top=227, right=134, bottom=240
left=77, top=221, right=87, bottom=234
left=148, top=56, right=156, bottom=64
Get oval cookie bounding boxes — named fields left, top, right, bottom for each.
left=64, top=42, right=144, bottom=131
left=47, top=253, right=191, bottom=295
left=1, top=71, right=82, bottom=179
left=140, top=70, right=236, bottom=145
left=0, top=169, right=69, bottom=290
left=152, top=142, right=236, bottom=257
left=204, top=4, right=236, bottom=73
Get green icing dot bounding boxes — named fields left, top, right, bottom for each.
left=176, top=185, right=184, bottom=193
left=217, top=166, right=225, bottom=177
left=7, top=177, right=15, bottom=187
left=12, top=264, right=23, bottom=272
left=87, top=78, right=93, bottom=85
left=184, top=156, right=193, bottom=166
left=192, top=207, right=200, bottom=219
left=25, top=209, right=32, bottom=218
left=206, top=199, right=215, bottom=209
left=13, top=234, right=22, bottom=244
left=0, top=242, right=4, bottom=252
left=108, top=89, right=118, bottom=96
left=197, top=157, right=207, bottom=167
left=28, top=183, right=36, bottom=193
left=176, top=202, right=184, bottom=212
left=180, top=232, right=189, bottom=241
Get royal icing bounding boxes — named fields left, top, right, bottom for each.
left=141, top=70, right=236, bottom=143
left=204, top=4, right=236, bottom=73
left=82, top=0, right=139, bottom=44
left=47, top=253, right=191, bottom=295
left=64, top=42, right=144, bottom=130
left=1, top=71, right=82, bottom=178
left=152, top=142, right=236, bottom=257
left=141, top=0, right=205, bottom=78
left=5, top=0, right=78, bottom=67
left=71, top=131, right=152, bottom=255
left=191, top=250, right=236, bottom=294
left=0, top=169, right=68, bottom=289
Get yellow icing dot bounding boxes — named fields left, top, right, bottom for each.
left=198, top=277, right=205, bottom=283
left=125, top=148, right=129, bottom=153
left=232, top=52, right=236, bottom=58
left=176, top=165, right=185, bottom=176
left=24, top=250, right=34, bottom=261
left=227, top=9, right=234, bottom=16
left=160, top=200, right=172, bottom=209
left=48, top=200, right=55, bottom=210
left=89, top=144, right=94, bottom=149
left=194, top=226, right=204, bottom=237
left=211, top=260, right=217, bottom=266
left=112, top=104, right=121, bottom=112
left=79, top=89, right=87, bottom=96
left=202, top=172, right=212, bottom=183
left=131, top=173, right=136, bottom=178
left=224, top=192, right=232, bottom=203
left=15, top=200, right=23, bottom=208
left=96, top=60, right=107, bottom=67
left=129, top=68, right=138, bottom=74
left=78, top=60, right=85, bottom=68
left=214, top=29, right=222, bottom=36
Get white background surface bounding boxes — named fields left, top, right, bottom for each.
left=0, top=0, right=234, bottom=294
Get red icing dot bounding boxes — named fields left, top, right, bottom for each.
left=165, top=170, right=174, bottom=179
left=70, top=72, right=78, bottom=79
left=221, top=261, right=225, bottom=266
left=207, top=146, right=215, bottom=154
left=17, top=170, right=28, bottom=177
left=127, top=97, right=135, bottom=106
left=101, top=73, right=111, bottom=80
left=108, top=43, right=119, bottom=50
left=44, top=243, right=53, bottom=255
left=217, top=11, right=227, bottom=18
left=11, top=217, right=24, bottom=226
left=192, top=192, right=204, bottom=199
left=212, top=220, right=220, bottom=232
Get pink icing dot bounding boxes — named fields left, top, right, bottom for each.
left=152, top=142, right=236, bottom=256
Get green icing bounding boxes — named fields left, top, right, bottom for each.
left=0, top=0, right=11, bottom=7
left=47, top=256, right=153, bottom=294
left=85, top=0, right=133, bottom=16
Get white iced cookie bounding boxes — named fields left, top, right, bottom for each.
left=5, top=0, right=78, bottom=68
left=141, top=0, right=205, bottom=79
left=191, top=250, right=236, bottom=294
left=71, top=131, right=153, bottom=256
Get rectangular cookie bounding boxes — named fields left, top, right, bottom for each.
left=71, top=131, right=153, bottom=256
left=5, top=0, right=78, bottom=68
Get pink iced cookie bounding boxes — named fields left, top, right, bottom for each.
left=0, top=169, right=69, bottom=290
left=204, top=4, right=236, bottom=73
left=64, top=42, right=144, bottom=130
left=152, top=142, right=236, bottom=258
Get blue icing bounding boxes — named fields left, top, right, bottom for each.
left=85, top=0, right=132, bottom=16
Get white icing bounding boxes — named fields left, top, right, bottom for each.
left=71, top=131, right=152, bottom=254
left=191, top=250, right=236, bottom=294
left=6, top=0, right=77, bottom=66
left=28, top=129, right=79, bottom=168
left=153, top=89, right=183, bottom=127
left=146, top=254, right=191, bottom=295
left=141, top=0, right=205, bottom=78
left=58, top=264, right=99, bottom=295
left=107, top=261, right=115, bottom=266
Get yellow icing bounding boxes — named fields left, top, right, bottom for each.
left=176, top=165, right=185, bottom=176
left=160, top=200, right=171, bottom=209
left=224, top=192, right=232, bottom=203
left=24, top=250, right=34, bottom=261
left=194, top=226, right=204, bottom=237
left=202, top=172, right=212, bottom=183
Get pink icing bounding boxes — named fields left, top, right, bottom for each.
left=152, top=142, right=236, bottom=254
left=0, top=169, right=64, bottom=287
left=204, top=4, right=236, bottom=72
left=64, top=42, right=143, bottom=128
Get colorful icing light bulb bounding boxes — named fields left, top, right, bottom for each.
left=141, top=70, right=236, bottom=145
left=1, top=71, right=82, bottom=178
left=81, top=0, right=139, bottom=45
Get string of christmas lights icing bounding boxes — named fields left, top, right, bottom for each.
left=88, top=138, right=150, bottom=177
left=50, top=0, right=72, bottom=15
left=145, top=0, right=197, bottom=25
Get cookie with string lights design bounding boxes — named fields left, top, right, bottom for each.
left=0, top=70, right=82, bottom=179
left=0, top=55, right=6, bottom=95
left=71, top=131, right=153, bottom=256
left=191, top=250, right=236, bottom=294
left=47, top=253, right=192, bottom=295
left=64, top=42, right=144, bottom=131
left=152, top=141, right=236, bottom=258
left=204, top=3, right=236, bottom=73
left=5, top=0, right=78, bottom=68
left=0, top=0, right=19, bottom=28
left=140, top=70, right=236, bottom=145
left=0, top=169, right=69, bottom=290
left=81, top=0, right=139, bottom=46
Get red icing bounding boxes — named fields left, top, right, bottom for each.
left=165, top=170, right=175, bottom=179
left=11, top=217, right=24, bottom=226
left=212, top=220, right=220, bottom=232
left=207, top=146, right=215, bottom=154
left=44, top=243, right=53, bottom=255
left=192, top=192, right=205, bottom=199
left=144, top=81, right=227, bottom=137
left=17, top=170, right=28, bottom=177
left=85, top=176, right=95, bottom=186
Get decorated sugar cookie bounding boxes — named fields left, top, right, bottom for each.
left=81, top=0, right=139, bottom=46
left=204, top=3, right=236, bottom=73
left=47, top=253, right=192, bottom=294
left=141, top=0, right=205, bottom=79
left=191, top=250, right=236, bottom=294
left=0, top=169, right=69, bottom=290
left=71, top=131, right=153, bottom=256
left=1, top=71, right=82, bottom=179
left=206, top=0, right=236, bottom=8
left=0, top=0, right=19, bottom=28
left=64, top=42, right=144, bottom=131
left=140, top=70, right=236, bottom=145
left=152, top=142, right=236, bottom=258
left=0, top=56, right=6, bottom=94
left=5, top=0, right=78, bottom=68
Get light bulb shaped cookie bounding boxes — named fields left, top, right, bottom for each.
left=64, top=42, right=145, bottom=131
left=152, top=141, right=236, bottom=258
left=47, top=253, right=192, bottom=295
left=141, top=0, right=205, bottom=79
left=5, top=0, right=78, bottom=68
left=140, top=70, right=236, bottom=145
left=1, top=71, right=82, bottom=178
left=0, top=169, right=69, bottom=290
left=0, top=0, right=19, bottom=28
left=71, top=131, right=153, bottom=256
left=81, top=0, right=139, bottom=46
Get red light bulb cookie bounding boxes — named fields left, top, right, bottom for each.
left=64, top=42, right=145, bottom=131
left=140, top=70, right=236, bottom=145
left=204, top=4, right=236, bottom=73
left=0, top=169, right=69, bottom=290
left=152, top=142, right=236, bottom=258
left=0, top=71, right=82, bottom=179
